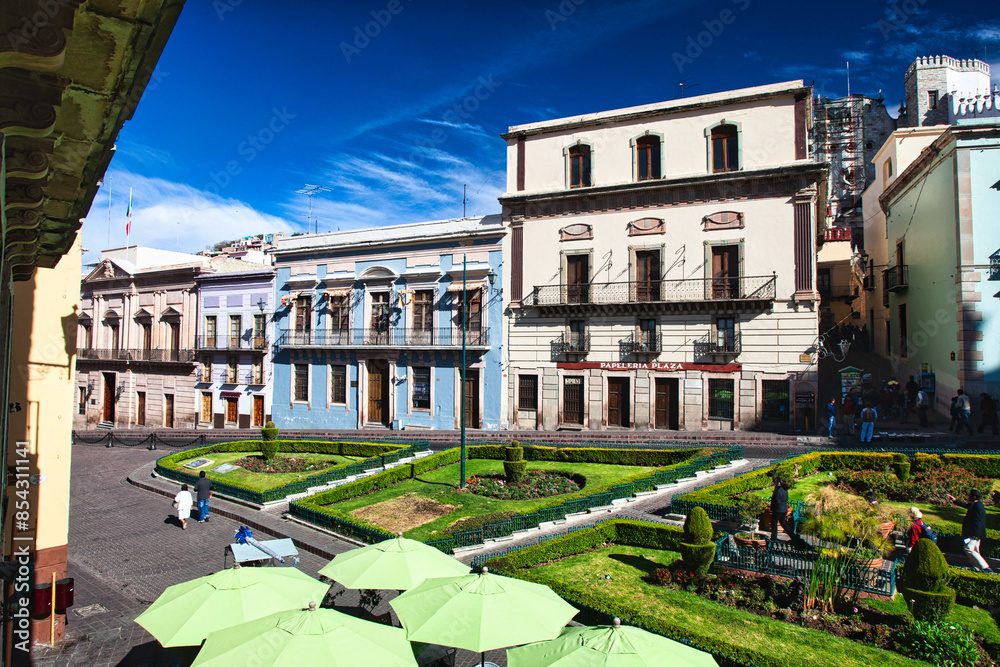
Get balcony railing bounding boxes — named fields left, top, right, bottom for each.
left=76, top=348, right=196, bottom=363
left=244, top=371, right=265, bottom=386
left=524, top=275, right=777, bottom=312
left=277, top=327, right=490, bottom=349
left=882, top=265, right=908, bottom=291
left=990, top=249, right=1000, bottom=281
left=195, top=335, right=268, bottom=351
left=551, top=332, right=590, bottom=356
left=619, top=332, right=662, bottom=356
left=693, top=332, right=742, bottom=357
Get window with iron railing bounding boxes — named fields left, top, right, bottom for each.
left=293, top=363, right=309, bottom=402
left=708, top=379, right=735, bottom=419
left=412, top=367, right=431, bottom=410
left=518, top=375, right=538, bottom=411
left=330, top=364, right=346, bottom=404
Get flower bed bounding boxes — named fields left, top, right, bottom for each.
left=836, top=464, right=993, bottom=504
left=235, top=455, right=337, bottom=474
left=465, top=470, right=581, bottom=500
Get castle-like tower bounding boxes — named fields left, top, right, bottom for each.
left=901, top=56, right=993, bottom=127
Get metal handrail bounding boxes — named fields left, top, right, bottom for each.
left=76, top=348, right=195, bottom=362
left=882, top=265, right=908, bottom=291
left=525, top=275, right=777, bottom=307
left=194, top=335, right=268, bottom=351
left=552, top=332, right=590, bottom=355
left=620, top=332, right=662, bottom=355
left=693, top=332, right=741, bottom=356
left=277, top=327, right=490, bottom=348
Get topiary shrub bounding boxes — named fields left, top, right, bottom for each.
left=260, top=421, right=279, bottom=460
left=903, top=538, right=955, bottom=621
left=503, top=460, right=527, bottom=484
left=892, top=461, right=911, bottom=482
left=679, top=506, right=715, bottom=575
left=505, top=444, right=523, bottom=462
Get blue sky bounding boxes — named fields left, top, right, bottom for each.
left=82, top=0, right=999, bottom=264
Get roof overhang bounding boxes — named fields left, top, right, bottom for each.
left=0, top=0, right=185, bottom=281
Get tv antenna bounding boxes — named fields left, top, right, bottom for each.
left=296, top=184, right=332, bottom=234
left=677, top=78, right=700, bottom=99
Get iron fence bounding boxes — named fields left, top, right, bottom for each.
left=277, top=327, right=489, bottom=348
left=525, top=275, right=777, bottom=308
left=76, top=348, right=196, bottom=362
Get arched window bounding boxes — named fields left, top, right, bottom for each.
left=711, top=124, right=739, bottom=173
left=635, top=135, right=661, bottom=181
left=567, top=144, right=591, bottom=188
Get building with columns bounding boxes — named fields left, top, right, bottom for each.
left=499, top=81, right=826, bottom=432
left=75, top=247, right=266, bottom=430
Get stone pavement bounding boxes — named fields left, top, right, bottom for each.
left=31, top=445, right=508, bottom=667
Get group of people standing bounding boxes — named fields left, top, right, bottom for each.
left=906, top=491, right=994, bottom=573
left=948, top=390, right=999, bottom=436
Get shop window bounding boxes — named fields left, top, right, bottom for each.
left=708, top=378, right=735, bottom=419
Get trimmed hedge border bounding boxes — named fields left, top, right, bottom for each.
left=155, top=440, right=416, bottom=505
left=289, top=446, right=741, bottom=551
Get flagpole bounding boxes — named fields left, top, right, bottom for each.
left=125, top=187, right=133, bottom=263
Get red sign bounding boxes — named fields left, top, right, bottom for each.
left=220, top=391, right=242, bottom=398
left=556, top=362, right=742, bottom=372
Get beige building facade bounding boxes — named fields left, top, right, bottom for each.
left=500, top=82, right=825, bottom=432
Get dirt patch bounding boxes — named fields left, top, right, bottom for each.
left=351, top=494, right=458, bottom=534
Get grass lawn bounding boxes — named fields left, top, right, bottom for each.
left=749, top=472, right=833, bottom=504
left=329, top=459, right=659, bottom=541
left=172, top=451, right=362, bottom=490
left=865, top=595, right=1000, bottom=652
left=528, top=544, right=930, bottom=667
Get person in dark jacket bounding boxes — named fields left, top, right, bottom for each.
left=977, top=393, right=999, bottom=435
left=946, top=489, right=992, bottom=572
left=770, top=479, right=806, bottom=548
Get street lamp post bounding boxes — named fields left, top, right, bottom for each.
left=460, top=253, right=467, bottom=488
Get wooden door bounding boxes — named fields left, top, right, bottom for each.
left=654, top=378, right=679, bottom=430
left=253, top=395, right=264, bottom=427
left=563, top=376, right=584, bottom=425
left=164, top=394, right=174, bottom=428
left=566, top=255, right=589, bottom=303
left=607, top=378, right=630, bottom=427
left=201, top=392, right=212, bottom=423
left=367, top=360, right=389, bottom=426
left=463, top=369, right=480, bottom=428
left=226, top=397, right=239, bottom=424
left=102, top=372, right=116, bottom=423
left=711, top=245, right=739, bottom=298
left=136, top=391, right=146, bottom=426
left=635, top=250, right=661, bottom=301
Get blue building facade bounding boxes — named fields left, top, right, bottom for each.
left=269, top=216, right=505, bottom=430
left=194, top=268, right=276, bottom=428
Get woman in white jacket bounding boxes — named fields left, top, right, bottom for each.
left=174, top=484, right=194, bottom=530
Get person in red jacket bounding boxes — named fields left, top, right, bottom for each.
left=906, top=507, right=931, bottom=552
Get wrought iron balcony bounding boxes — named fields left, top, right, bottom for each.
left=195, top=335, right=268, bottom=351
left=523, top=275, right=777, bottom=314
left=990, top=249, right=1000, bottom=281
left=619, top=332, right=662, bottom=356
left=551, top=332, right=590, bottom=356
left=882, top=265, right=908, bottom=291
left=76, top=348, right=196, bottom=363
left=277, top=327, right=490, bottom=349
left=862, top=274, right=875, bottom=292
left=244, top=370, right=265, bottom=386
left=693, top=332, right=741, bottom=358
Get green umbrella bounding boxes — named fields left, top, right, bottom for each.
left=319, top=534, right=469, bottom=590
left=390, top=567, right=577, bottom=656
left=191, top=602, right=417, bottom=666
left=507, top=618, right=718, bottom=667
left=135, top=567, right=330, bottom=647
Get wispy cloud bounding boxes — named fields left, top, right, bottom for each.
left=80, top=168, right=296, bottom=266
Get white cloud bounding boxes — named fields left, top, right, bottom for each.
left=79, top=168, right=296, bottom=266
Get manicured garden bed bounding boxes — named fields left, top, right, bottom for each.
left=169, top=450, right=362, bottom=490
left=486, top=519, right=999, bottom=667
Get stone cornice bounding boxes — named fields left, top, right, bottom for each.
left=500, top=162, right=826, bottom=221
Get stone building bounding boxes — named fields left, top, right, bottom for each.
left=899, top=56, right=996, bottom=128
left=269, top=217, right=504, bottom=430
left=75, top=247, right=265, bottom=430
left=499, top=81, right=826, bottom=432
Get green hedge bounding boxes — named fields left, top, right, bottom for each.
left=941, top=454, right=1000, bottom=478
left=948, top=567, right=1000, bottom=607
left=913, top=452, right=943, bottom=472
left=467, top=445, right=705, bottom=467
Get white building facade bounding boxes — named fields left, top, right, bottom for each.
left=500, top=81, right=826, bottom=432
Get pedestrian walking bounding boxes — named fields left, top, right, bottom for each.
left=949, top=396, right=960, bottom=432
left=955, top=389, right=974, bottom=436
left=917, top=388, right=930, bottom=427
left=903, top=375, right=919, bottom=424
left=825, top=398, right=837, bottom=437
left=770, top=478, right=807, bottom=548
left=843, top=392, right=857, bottom=435
left=977, top=392, right=999, bottom=436
left=905, top=507, right=935, bottom=553
left=173, top=484, right=194, bottom=530
left=859, top=403, right=877, bottom=443
left=195, top=470, right=213, bottom=523
left=946, top=490, right=992, bottom=572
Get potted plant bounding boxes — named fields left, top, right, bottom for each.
left=734, top=495, right=767, bottom=547
left=799, top=486, right=893, bottom=582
